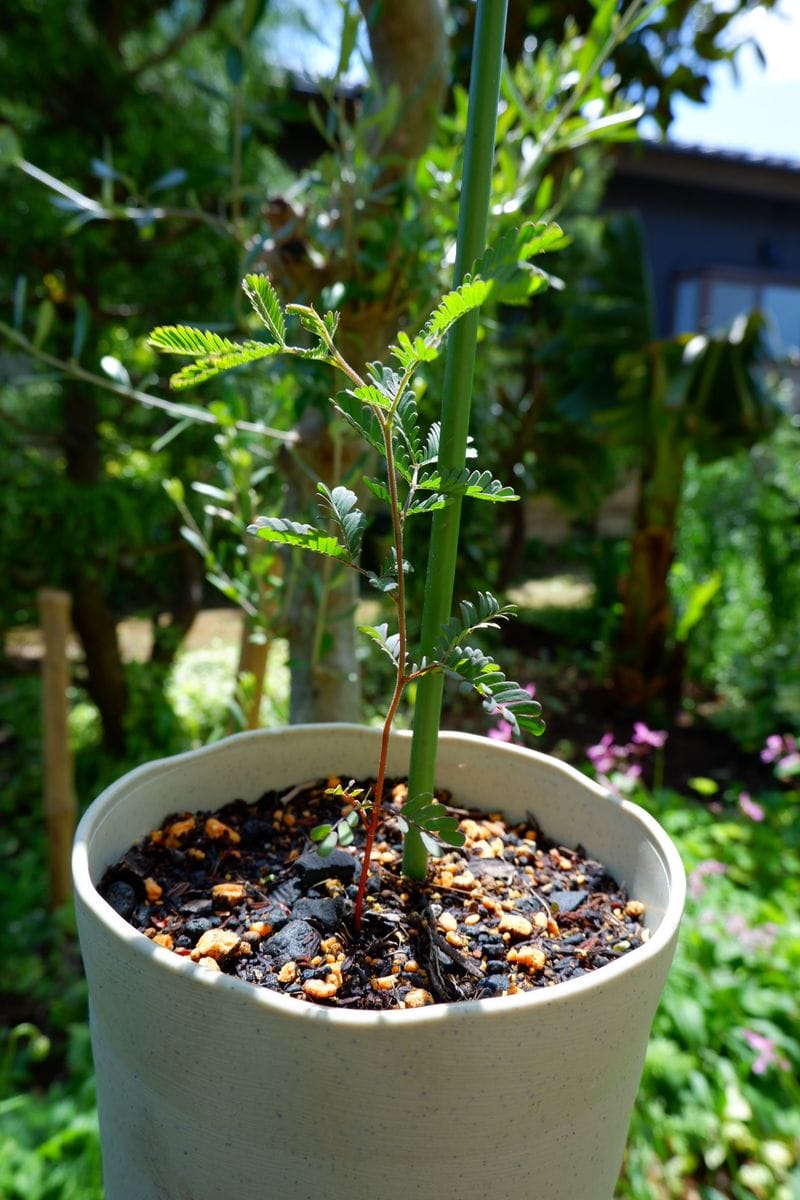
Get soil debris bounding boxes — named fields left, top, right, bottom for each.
left=99, top=776, right=646, bottom=1010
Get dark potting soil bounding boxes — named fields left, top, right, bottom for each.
left=99, top=777, right=647, bottom=1009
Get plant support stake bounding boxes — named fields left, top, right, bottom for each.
left=405, top=0, right=509, bottom=878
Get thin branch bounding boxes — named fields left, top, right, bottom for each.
left=18, top=161, right=237, bottom=241
left=0, top=323, right=298, bottom=444
left=128, top=0, right=228, bottom=79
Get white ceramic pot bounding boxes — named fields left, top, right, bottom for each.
left=73, top=724, right=685, bottom=1200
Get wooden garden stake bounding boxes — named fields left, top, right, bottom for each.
left=38, top=587, right=77, bottom=907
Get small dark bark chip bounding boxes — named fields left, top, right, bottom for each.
left=292, top=897, right=343, bottom=932
left=548, top=889, right=589, bottom=914
left=262, top=920, right=321, bottom=966
left=294, top=847, right=358, bottom=887
left=100, top=879, right=138, bottom=920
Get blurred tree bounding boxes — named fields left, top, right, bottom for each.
left=1, top=0, right=276, bottom=750
left=540, top=214, right=780, bottom=711
left=1, top=0, right=782, bottom=749
left=450, top=0, right=779, bottom=131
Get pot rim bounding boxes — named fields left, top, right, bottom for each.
left=73, top=724, right=686, bottom=1027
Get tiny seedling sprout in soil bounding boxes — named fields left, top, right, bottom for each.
left=148, top=235, right=563, bottom=930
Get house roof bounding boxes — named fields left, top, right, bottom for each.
left=613, top=140, right=800, bottom=203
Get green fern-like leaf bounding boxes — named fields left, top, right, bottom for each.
left=247, top=516, right=351, bottom=563
left=416, top=467, right=517, bottom=502
left=358, top=622, right=403, bottom=665
left=363, top=477, right=390, bottom=504
left=242, top=274, right=286, bottom=343
left=148, top=324, right=285, bottom=389
left=404, top=493, right=450, bottom=517
left=333, top=392, right=386, bottom=458
left=348, top=383, right=394, bottom=411
left=149, top=325, right=248, bottom=357
left=397, top=793, right=465, bottom=852
left=469, top=222, right=566, bottom=305
left=317, top=484, right=366, bottom=560
left=365, top=547, right=411, bottom=594
left=391, top=330, right=439, bottom=372
left=422, top=277, right=492, bottom=344
left=285, top=302, right=334, bottom=350
left=392, top=392, right=422, bottom=478
left=390, top=278, right=492, bottom=373
left=167, top=342, right=283, bottom=389
left=441, top=644, right=544, bottom=737
left=434, top=592, right=516, bottom=660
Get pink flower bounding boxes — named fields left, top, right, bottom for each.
left=487, top=720, right=513, bottom=742
left=741, top=1029, right=790, bottom=1075
left=761, top=734, right=787, bottom=763
left=688, top=859, right=727, bottom=899
left=738, top=792, right=764, bottom=822
left=725, top=914, right=778, bottom=951
left=587, top=733, right=619, bottom=775
left=632, top=721, right=667, bottom=749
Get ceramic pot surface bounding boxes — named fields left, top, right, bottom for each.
left=73, top=725, right=685, bottom=1200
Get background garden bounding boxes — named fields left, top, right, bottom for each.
left=1, top=1, right=799, bottom=1196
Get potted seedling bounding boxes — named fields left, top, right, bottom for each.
left=72, top=5, right=684, bottom=1198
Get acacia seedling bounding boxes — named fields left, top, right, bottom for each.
left=149, top=227, right=560, bottom=928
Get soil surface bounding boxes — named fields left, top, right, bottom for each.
left=99, top=776, right=647, bottom=1010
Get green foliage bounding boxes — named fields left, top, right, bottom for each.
left=309, top=782, right=465, bottom=859
left=148, top=327, right=283, bottom=390
left=440, top=644, right=546, bottom=738
left=248, top=515, right=353, bottom=563
left=619, top=782, right=800, bottom=1199
left=433, top=591, right=517, bottom=659
left=149, top=258, right=549, bottom=895
left=672, top=415, right=800, bottom=745
left=241, top=274, right=286, bottom=343
left=396, top=792, right=465, bottom=857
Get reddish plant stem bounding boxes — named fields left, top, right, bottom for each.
left=353, top=414, right=408, bottom=932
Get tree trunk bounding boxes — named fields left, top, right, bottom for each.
left=281, top=409, right=362, bottom=724
left=357, top=0, right=448, bottom=174
left=235, top=620, right=272, bottom=730
left=614, top=431, right=688, bottom=712
left=150, top=535, right=205, bottom=668
left=263, top=0, right=448, bottom=724
left=62, top=386, right=128, bottom=755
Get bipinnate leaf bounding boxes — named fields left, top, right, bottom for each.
left=149, top=326, right=249, bottom=356
left=397, top=792, right=465, bottom=852
left=247, top=516, right=351, bottom=563
left=392, top=392, right=422, bottom=470
left=434, top=592, right=516, bottom=660
left=441, top=644, right=545, bottom=737
left=348, top=383, right=394, bottom=411
left=241, top=274, right=286, bottom=344
left=332, top=392, right=386, bottom=457
left=148, top=325, right=283, bottom=389
left=472, top=220, right=566, bottom=289
left=415, top=466, right=517, bottom=502
left=316, top=484, right=366, bottom=560
left=363, top=477, right=390, bottom=504
left=422, top=277, right=493, bottom=343
left=404, top=493, right=450, bottom=517
left=358, top=622, right=403, bottom=665
left=365, top=548, right=411, bottom=594
left=390, top=278, right=492, bottom=372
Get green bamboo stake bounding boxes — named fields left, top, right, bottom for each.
left=404, top=0, right=509, bottom=878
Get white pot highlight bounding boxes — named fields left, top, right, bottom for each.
left=73, top=724, right=685, bottom=1200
